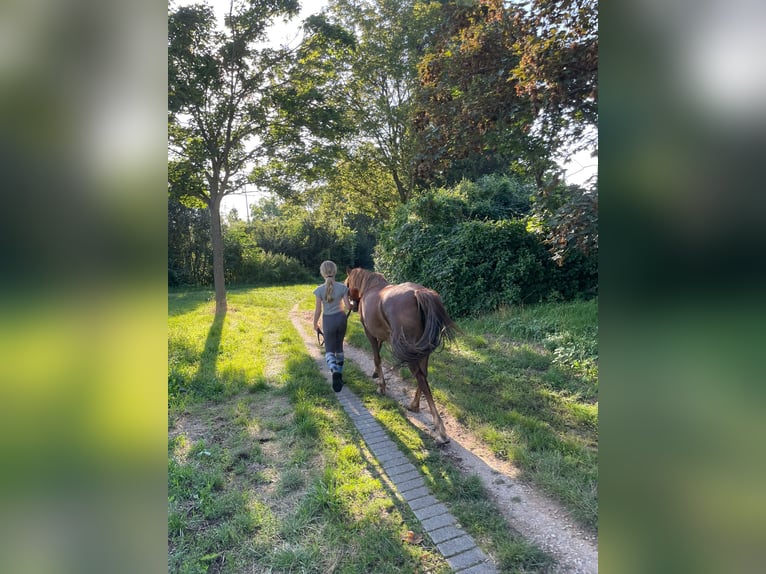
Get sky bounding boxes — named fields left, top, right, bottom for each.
left=171, top=0, right=597, bottom=220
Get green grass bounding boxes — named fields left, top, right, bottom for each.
left=341, top=367, right=554, bottom=572
left=168, top=286, right=595, bottom=573
left=168, top=286, right=452, bottom=573
left=346, top=299, right=599, bottom=530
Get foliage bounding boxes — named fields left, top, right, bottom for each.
left=168, top=198, right=211, bottom=287
left=252, top=12, right=357, bottom=200
left=246, top=196, right=366, bottom=272
left=168, top=0, right=303, bottom=311
left=511, top=0, right=598, bottom=157
left=412, top=0, right=597, bottom=189
left=322, top=0, right=443, bottom=203
left=169, top=1, right=356, bottom=308
left=546, top=185, right=598, bottom=266
left=413, top=0, right=542, bottom=186
left=374, top=174, right=595, bottom=316
left=167, top=0, right=598, bottom=307
left=314, top=143, right=403, bottom=222
left=223, top=219, right=312, bottom=285
left=169, top=199, right=315, bottom=287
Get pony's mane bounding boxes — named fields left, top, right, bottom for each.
left=351, top=268, right=389, bottom=294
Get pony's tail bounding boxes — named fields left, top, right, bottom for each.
left=390, top=289, right=460, bottom=363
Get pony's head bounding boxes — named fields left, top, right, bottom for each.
left=345, top=267, right=388, bottom=304
left=345, top=267, right=362, bottom=311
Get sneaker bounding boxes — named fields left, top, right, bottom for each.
left=332, top=371, right=343, bottom=392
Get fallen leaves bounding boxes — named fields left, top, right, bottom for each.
left=401, top=530, right=424, bottom=545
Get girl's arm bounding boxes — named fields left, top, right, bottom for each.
left=313, top=297, right=322, bottom=331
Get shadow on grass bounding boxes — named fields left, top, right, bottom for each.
left=189, top=309, right=227, bottom=399
left=168, top=288, right=213, bottom=317
left=340, top=364, right=555, bottom=573
left=276, top=350, right=447, bottom=573
left=346, top=316, right=599, bottom=530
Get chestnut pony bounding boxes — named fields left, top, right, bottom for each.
left=345, top=267, right=459, bottom=444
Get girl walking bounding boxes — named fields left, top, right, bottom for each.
left=313, top=261, right=351, bottom=392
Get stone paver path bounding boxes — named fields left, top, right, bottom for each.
left=290, top=308, right=497, bottom=573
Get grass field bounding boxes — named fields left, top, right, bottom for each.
left=168, top=285, right=597, bottom=572
left=346, top=299, right=598, bottom=529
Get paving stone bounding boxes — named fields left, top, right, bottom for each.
left=376, top=451, right=407, bottom=466
left=412, top=502, right=449, bottom=521
left=343, top=404, right=364, bottom=415
left=352, top=417, right=377, bottom=428
left=363, top=434, right=390, bottom=447
left=400, top=485, right=430, bottom=502
left=352, top=413, right=377, bottom=423
left=317, top=357, right=494, bottom=573
left=382, top=460, right=413, bottom=477
left=456, top=561, right=497, bottom=574
left=360, top=427, right=385, bottom=439
left=420, top=512, right=456, bottom=531
left=370, top=447, right=398, bottom=461
left=395, top=476, right=425, bottom=493
left=386, top=467, right=420, bottom=483
left=369, top=441, right=397, bottom=455
left=407, top=493, right=438, bottom=512
left=381, top=456, right=409, bottom=470
left=437, top=534, right=475, bottom=558
left=447, top=549, right=487, bottom=572
left=428, top=525, right=464, bottom=544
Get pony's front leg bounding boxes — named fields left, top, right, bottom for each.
left=365, top=331, right=386, bottom=395
left=373, top=339, right=387, bottom=395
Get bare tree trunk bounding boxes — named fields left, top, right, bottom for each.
left=391, top=169, right=409, bottom=204
left=209, top=195, right=227, bottom=315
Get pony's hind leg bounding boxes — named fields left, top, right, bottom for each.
left=411, top=359, right=449, bottom=444
left=408, top=387, right=421, bottom=412
left=407, top=359, right=424, bottom=411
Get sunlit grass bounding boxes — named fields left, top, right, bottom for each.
left=346, top=298, right=598, bottom=529
left=342, top=363, right=554, bottom=572
left=168, top=285, right=453, bottom=573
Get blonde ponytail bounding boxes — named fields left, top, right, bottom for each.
left=319, top=260, right=338, bottom=303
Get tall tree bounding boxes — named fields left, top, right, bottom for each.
left=511, top=0, right=598, bottom=159
left=252, top=13, right=357, bottom=201
left=413, top=0, right=539, bottom=186
left=412, top=0, right=597, bottom=189
left=168, top=0, right=299, bottom=314
left=327, top=0, right=442, bottom=203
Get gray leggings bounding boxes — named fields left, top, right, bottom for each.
left=322, top=311, right=347, bottom=354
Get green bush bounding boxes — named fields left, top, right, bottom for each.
left=248, top=198, right=361, bottom=271
left=377, top=218, right=554, bottom=316
left=374, top=175, right=595, bottom=316
left=223, top=221, right=312, bottom=285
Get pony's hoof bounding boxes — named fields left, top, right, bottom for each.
left=435, top=436, right=450, bottom=446
left=372, top=372, right=379, bottom=378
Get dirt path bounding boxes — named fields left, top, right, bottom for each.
left=292, top=308, right=598, bottom=574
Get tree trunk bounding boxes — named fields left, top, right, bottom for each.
left=391, top=169, right=409, bottom=204
left=209, top=196, right=227, bottom=315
